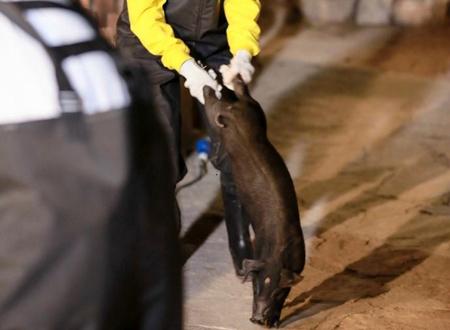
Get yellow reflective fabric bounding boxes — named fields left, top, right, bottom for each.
left=224, top=0, right=261, bottom=56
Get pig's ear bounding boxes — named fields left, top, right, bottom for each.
left=279, top=269, right=303, bottom=288
left=242, top=259, right=265, bottom=281
left=232, top=75, right=251, bottom=100
left=215, top=114, right=226, bottom=128
left=203, top=86, right=219, bottom=105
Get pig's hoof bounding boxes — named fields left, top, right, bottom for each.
left=231, top=258, right=247, bottom=278
left=235, top=267, right=246, bottom=278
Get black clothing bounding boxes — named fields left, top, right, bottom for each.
left=0, top=2, right=181, bottom=329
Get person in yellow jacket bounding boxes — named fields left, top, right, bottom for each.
left=116, top=0, right=261, bottom=276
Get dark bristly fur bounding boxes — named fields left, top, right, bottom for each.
left=203, top=79, right=305, bottom=328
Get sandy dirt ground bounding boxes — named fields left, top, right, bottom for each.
left=178, top=18, right=450, bottom=330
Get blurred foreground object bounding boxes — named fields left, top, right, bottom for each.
left=0, top=1, right=181, bottom=329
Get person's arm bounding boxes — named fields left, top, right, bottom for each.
left=127, top=0, right=192, bottom=72
left=224, top=0, right=261, bottom=57
left=221, top=0, right=261, bottom=89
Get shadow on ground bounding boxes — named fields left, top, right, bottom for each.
left=181, top=210, right=223, bottom=264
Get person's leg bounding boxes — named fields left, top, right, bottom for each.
left=120, top=49, right=186, bottom=231
left=151, top=79, right=186, bottom=233
left=115, top=15, right=182, bottom=329
left=116, top=26, right=184, bottom=183
left=151, top=79, right=186, bottom=182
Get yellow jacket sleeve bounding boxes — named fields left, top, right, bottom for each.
left=224, top=0, right=261, bottom=57
left=127, top=0, right=192, bottom=71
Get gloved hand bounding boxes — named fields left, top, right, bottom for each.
left=220, top=50, right=255, bottom=91
left=180, top=59, right=221, bottom=105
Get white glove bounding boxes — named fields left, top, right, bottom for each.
left=220, top=50, right=254, bottom=90
left=180, top=59, right=221, bottom=105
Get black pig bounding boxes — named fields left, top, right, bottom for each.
left=203, top=80, right=306, bottom=327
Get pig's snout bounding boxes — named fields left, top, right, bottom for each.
left=251, top=299, right=282, bottom=328
left=251, top=299, right=279, bottom=327
left=251, top=299, right=268, bottom=322
left=250, top=316, right=264, bottom=325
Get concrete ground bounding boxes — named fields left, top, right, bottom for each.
left=178, top=21, right=450, bottom=330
